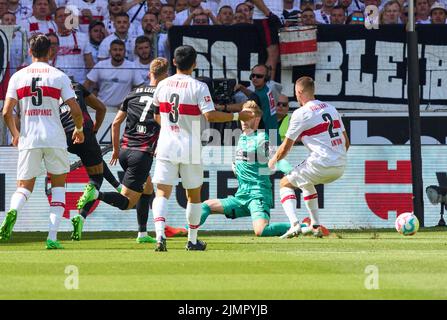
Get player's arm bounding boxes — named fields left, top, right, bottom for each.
left=2, top=97, right=20, bottom=146
left=65, top=98, right=85, bottom=144
left=343, top=130, right=350, bottom=151
left=84, top=53, right=95, bottom=70
left=203, top=109, right=254, bottom=123
left=215, top=102, right=244, bottom=113
left=250, top=0, right=271, bottom=16
left=85, top=93, right=107, bottom=133
left=83, top=79, right=96, bottom=92
left=111, top=110, right=127, bottom=165
left=268, top=138, right=294, bottom=169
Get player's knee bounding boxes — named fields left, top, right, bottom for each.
left=254, top=228, right=263, bottom=237
left=280, top=177, right=291, bottom=188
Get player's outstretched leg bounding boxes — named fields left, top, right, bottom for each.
left=136, top=193, right=156, bottom=243
left=103, top=160, right=122, bottom=192
left=77, top=183, right=99, bottom=209
left=72, top=165, right=104, bottom=241
left=0, top=187, right=31, bottom=240
left=258, top=222, right=291, bottom=237
left=0, top=209, right=18, bottom=241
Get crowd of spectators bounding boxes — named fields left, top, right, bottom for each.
left=0, top=0, right=446, bottom=143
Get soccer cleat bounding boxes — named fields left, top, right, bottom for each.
left=46, top=239, right=64, bottom=249
left=76, top=183, right=99, bottom=210
left=155, top=238, right=167, bottom=252
left=0, top=209, right=17, bottom=241
left=186, top=239, right=207, bottom=251
left=165, top=225, right=188, bottom=237
left=312, top=226, right=324, bottom=238
left=136, top=235, right=156, bottom=243
left=71, top=214, right=84, bottom=241
left=279, top=223, right=302, bottom=239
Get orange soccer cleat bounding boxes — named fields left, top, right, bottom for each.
left=164, top=225, right=188, bottom=237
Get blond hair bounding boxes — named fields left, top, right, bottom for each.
left=150, top=57, right=169, bottom=79
left=295, top=76, right=315, bottom=96
left=242, top=100, right=263, bottom=118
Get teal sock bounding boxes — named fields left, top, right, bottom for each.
left=260, top=222, right=291, bottom=237
left=200, top=203, right=212, bottom=226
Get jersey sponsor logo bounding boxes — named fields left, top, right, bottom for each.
left=25, top=109, right=52, bottom=116
left=16, top=86, right=61, bottom=100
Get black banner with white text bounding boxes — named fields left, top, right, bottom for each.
left=169, top=24, right=447, bottom=111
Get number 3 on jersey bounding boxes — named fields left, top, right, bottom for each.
left=169, top=93, right=180, bottom=123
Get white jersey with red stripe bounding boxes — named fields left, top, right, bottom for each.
left=286, top=99, right=347, bottom=168
left=66, top=0, right=108, bottom=33
left=253, top=0, right=283, bottom=19
left=6, top=62, right=76, bottom=151
left=152, top=73, right=215, bottom=164
left=20, top=16, right=57, bottom=38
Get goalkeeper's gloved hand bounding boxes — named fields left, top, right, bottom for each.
left=276, top=159, right=293, bottom=175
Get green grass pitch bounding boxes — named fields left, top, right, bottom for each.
left=1, top=229, right=447, bottom=300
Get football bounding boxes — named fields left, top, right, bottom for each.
left=395, top=212, right=420, bottom=236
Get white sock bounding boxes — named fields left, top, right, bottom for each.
left=303, top=186, right=319, bottom=226
left=186, top=202, right=202, bottom=244
left=138, top=232, right=147, bottom=238
left=48, top=187, right=65, bottom=241
left=152, top=196, right=167, bottom=241
left=280, top=187, right=299, bottom=225
left=10, top=187, right=31, bottom=212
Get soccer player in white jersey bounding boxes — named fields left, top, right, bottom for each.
left=268, top=77, right=350, bottom=238
left=151, top=45, right=254, bottom=251
left=0, top=34, right=85, bottom=249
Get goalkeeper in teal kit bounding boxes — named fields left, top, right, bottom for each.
left=199, top=101, right=292, bottom=236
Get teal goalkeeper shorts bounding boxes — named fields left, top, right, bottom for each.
left=220, top=196, right=271, bottom=221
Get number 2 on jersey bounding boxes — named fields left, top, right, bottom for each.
left=169, top=93, right=180, bottom=123
left=31, top=77, right=43, bottom=106
left=322, top=113, right=339, bottom=138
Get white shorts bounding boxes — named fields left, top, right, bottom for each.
left=17, top=148, right=70, bottom=180
left=286, top=160, right=345, bottom=189
left=152, top=159, right=203, bottom=189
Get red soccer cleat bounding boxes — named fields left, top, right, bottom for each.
left=165, top=225, right=188, bottom=237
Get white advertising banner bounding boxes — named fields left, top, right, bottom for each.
left=0, top=146, right=443, bottom=231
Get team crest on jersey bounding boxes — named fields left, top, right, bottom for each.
left=204, top=96, right=211, bottom=102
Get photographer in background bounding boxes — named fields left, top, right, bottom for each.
left=234, top=64, right=281, bottom=145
